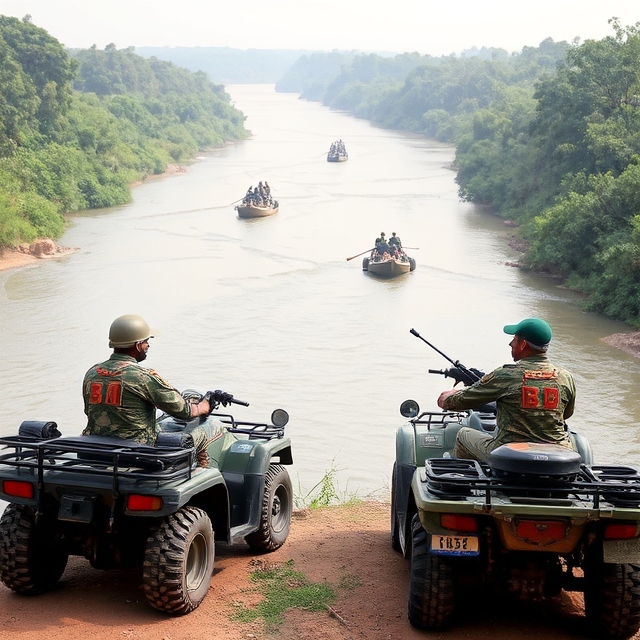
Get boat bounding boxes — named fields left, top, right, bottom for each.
left=362, top=255, right=416, bottom=278
left=327, top=140, right=348, bottom=162
left=327, top=151, right=348, bottom=163
left=235, top=201, right=279, bottom=218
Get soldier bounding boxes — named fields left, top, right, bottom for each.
left=82, top=314, right=231, bottom=466
left=437, top=318, right=576, bottom=463
left=389, top=232, right=401, bottom=247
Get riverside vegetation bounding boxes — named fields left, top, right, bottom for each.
left=0, top=15, right=247, bottom=251
left=4, top=13, right=640, bottom=327
left=275, top=18, right=640, bottom=327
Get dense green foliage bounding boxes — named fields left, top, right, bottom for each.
left=0, top=16, right=248, bottom=251
left=276, top=26, right=640, bottom=326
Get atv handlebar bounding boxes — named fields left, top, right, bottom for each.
left=204, top=390, right=250, bottom=409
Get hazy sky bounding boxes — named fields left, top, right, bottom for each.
left=1, top=0, right=640, bottom=55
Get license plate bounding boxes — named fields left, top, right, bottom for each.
left=430, top=534, right=479, bottom=556
left=604, top=538, right=640, bottom=564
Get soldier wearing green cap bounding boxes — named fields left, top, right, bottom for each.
left=437, top=317, right=576, bottom=463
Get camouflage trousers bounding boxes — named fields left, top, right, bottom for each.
left=452, top=427, right=497, bottom=464
left=160, top=419, right=225, bottom=468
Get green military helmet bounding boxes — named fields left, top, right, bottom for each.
left=108, top=314, right=154, bottom=348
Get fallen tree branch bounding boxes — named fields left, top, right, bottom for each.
left=327, top=605, right=349, bottom=627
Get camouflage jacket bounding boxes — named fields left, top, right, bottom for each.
left=442, top=354, right=576, bottom=447
left=82, top=353, right=191, bottom=444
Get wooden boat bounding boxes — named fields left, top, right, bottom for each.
left=327, top=152, right=348, bottom=163
left=363, top=255, right=416, bottom=278
left=235, top=202, right=279, bottom=218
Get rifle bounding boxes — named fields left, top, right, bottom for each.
left=409, top=328, right=484, bottom=386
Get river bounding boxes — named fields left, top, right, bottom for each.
left=1, top=84, right=640, bottom=504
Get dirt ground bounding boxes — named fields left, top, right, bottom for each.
left=1, top=501, right=628, bottom=640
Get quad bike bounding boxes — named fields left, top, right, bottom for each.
left=0, top=390, right=293, bottom=615
left=391, top=330, right=640, bottom=639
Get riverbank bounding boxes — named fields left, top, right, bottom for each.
left=0, top=238, right=79, bottom=272
left=0, top=501, right=593, bottom=640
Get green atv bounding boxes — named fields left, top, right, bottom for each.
left=0, top=391, right=293, bottom=615
left=391, top=390, right=640, bottom=639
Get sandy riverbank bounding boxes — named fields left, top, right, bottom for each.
left=0, top=238, right=79, bottom=272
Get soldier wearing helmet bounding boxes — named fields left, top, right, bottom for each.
left=82, top=314, right=224, bottom=466
left=437, top=318, right=576, bottom=464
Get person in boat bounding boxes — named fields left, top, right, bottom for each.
left=437, top=318, right=576, bottom=464
left=376, top=233, right=391, bottom=257
left=82, top=314, right=232, bottom=467
left=389, top=232, right=402, bottom=248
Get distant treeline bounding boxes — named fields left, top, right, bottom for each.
left=276, top=23, right=640, bottom=327
left=0, top=15, right=248, bottom=250
left=135, top=46, right=312, bottom=85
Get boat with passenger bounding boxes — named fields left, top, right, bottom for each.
left=327, top=139, right=348, bottom=162
left=362, top=231, right=416, bottom=278
left=235, top=181, right=278, bottom=218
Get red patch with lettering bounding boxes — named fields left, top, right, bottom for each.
left=105, top=381, right=122, bottom=406
left=522, top=386, right=539, bottom=408
left=89, top=382, right=103, bottom=404
left=543, top=387, right=559, bottom=409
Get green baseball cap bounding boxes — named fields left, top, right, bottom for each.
left=503, top=318, right=552, bottom=348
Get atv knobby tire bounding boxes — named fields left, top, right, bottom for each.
left=408, top=513, right=455, bottom=630
left=245, top=464, right=292, bottom=552
left=584, top=551, right=640, bottom=639
left=142, top=505, right=214, bottom=615
left=0, top=503, right=68, bottom=594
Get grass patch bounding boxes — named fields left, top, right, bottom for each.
left=233, top=559, right=336, bottom=628
left=295, top=462, right=366, bottom=509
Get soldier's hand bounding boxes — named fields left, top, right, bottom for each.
left=468, top=368, right=485, bottom=382
left=209, top=389, right=234, bottom=407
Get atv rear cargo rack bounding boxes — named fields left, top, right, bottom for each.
left=0, top=435, right=194, bottom=482
left=423, top=458, right=640, bottom=508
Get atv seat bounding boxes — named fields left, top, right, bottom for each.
left=70, top=435, right=193, bottom=471
left=488, top=442, right=582, bottom=484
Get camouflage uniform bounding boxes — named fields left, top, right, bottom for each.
left=443, top=354, right=575, bottom=463
left=82, top=353, right=218, bottom=465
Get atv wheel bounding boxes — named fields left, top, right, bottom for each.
left=390, top=463, right=401, bottom=553
left=0, top=503, right=68, bottom=594
left=408, top=514, right=455, bottom=630
left=245, top=464, right=292, bottom=552
left=584, top=553, right=640, bottom=639
left=142, top=506, right=214, bottom=615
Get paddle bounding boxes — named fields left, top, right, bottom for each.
left=346, top=248, right=375, bottom=261
left=226, top=197, right=244, bottom=207
left=402, top=246, right=419, bottom=250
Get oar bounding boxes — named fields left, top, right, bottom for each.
left=402, top=246, right=419, bottom=250
left=346, top=248, right=375, bottom=261
left=226, top=197, right=244, bottom=207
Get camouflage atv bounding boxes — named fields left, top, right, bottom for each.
left=0, top=392, right=293, bottom=615
left=391, top=391, right=640, bottom=639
